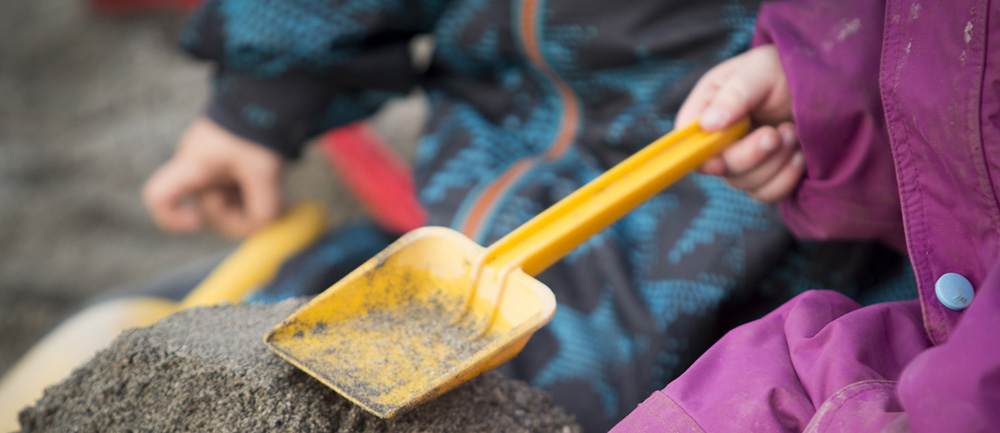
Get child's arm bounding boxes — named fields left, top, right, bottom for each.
left=677, top=0, right=905, bottom=251
left=144, top=0, right=445, bottom=237
left=179, top=0, right=439, bottom=159
left=675, top=45, right=803, bottom=204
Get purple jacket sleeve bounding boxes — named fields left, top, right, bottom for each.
left=754, top=0, right=907, bottom=252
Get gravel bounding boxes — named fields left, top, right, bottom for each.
left=17, top=299, right=580, bottom=433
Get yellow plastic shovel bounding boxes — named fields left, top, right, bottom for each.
left=264, top=120, right=749, bottom=418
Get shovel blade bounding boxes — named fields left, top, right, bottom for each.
left=264, top=227, right=555, bottom=418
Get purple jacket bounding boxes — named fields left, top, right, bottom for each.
left=612, top=1, right=1000, bottom=431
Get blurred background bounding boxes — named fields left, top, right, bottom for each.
left=0, top=0, right=423, bottom=377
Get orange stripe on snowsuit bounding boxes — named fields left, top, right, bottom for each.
left=461, top=0, right=581, bottom=240
left=461, top=159, right=536, bottom=240
left=544, top=79, right=580, bottom=159
left=520, top=0, right=545, bottom=66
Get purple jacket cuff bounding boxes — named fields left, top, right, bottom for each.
left=751, top=1, right=906, bottom=252
left=610, top=391, right=704, bottom=433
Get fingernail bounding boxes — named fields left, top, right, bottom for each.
left=782, top=127, right=797, bottom=147
left=700, top=107, right=727, bottom=129
left=758, top=134, right=777, bottom=151
left=792, top=152, right=805, bottom=167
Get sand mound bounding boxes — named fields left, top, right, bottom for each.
left=17, top=300, right=580, bottom=433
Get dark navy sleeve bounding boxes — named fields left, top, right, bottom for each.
left=179, top=0, right=448, bottom=158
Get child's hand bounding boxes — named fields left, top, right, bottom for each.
left=143, top=117, right=286, bottom=238
left=676, top=45, right=804, bottom=203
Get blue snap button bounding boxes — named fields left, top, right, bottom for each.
left=935, top=273, right=974, bottom=311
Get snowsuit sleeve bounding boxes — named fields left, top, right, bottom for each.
left=178, top=0, right=447, bottom=158
left=753, top=0, right=907, bottom=252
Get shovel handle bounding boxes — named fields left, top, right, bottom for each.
left=478, top=119, right=749, bottom=276
left=179, top=201, right=327, bottom=308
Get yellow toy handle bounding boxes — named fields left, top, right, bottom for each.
left=179, top=200, right=327, bottom=309
left=0, top=201, right=328, bottom=431
left=479, top=119, right=749, bottom=276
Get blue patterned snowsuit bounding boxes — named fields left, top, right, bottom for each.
left=180, top=0, right=915, bottom=429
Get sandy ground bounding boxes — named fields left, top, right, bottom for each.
left=17, top=300, right=580, bottom=432
left=0, top=1, right=423, bottom=376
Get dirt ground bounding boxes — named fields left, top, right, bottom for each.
left=0, top=0, right=422, bottom=377
left=17, top=300, right=580, bottom=432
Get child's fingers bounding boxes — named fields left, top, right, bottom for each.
left=724, top=142, right=795, bottom=192
left=676, top=60, right=736, bottom=129
left=142, top=161, right=210, bottom=232
left=698, top=126, right=781, bottom=176
left=697, top=156, right=727, bottom=176
left=723, top=151, right=792, bottom=193
left=721, top=124, right=797, bottom=187
left=687, top=64, right=739, bottom=176
left=777, top=122, right=797, bottom=147
left=700, top=75, right=769, bottom=131
left=740, top=122, right=798, bottom=194
left=199, top=187, right=252, bottom=239
left=234, top=159, right=283, bottom=235
left=699, top=47, right=783, bottom=130
left=717, top=126, right=782, bottom=175
left=747, top=151, right=805, bottom=203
